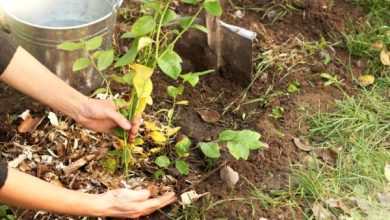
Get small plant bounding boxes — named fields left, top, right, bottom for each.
left=319, top=73, right=343, bottom=87
left=270, top=106, right=284, bottom=119
left=287, top=82, right=300, bottom=93
left=199, top=130, right=263, bottom=160
left=58, top=0, right=223, bottom=176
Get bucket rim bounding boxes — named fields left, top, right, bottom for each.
left=1, top=0, right=123, bottom=30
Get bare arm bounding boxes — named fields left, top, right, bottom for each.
left=0, top=168, right=176, bottom=218
left=0, top=47, right=132, bottom=133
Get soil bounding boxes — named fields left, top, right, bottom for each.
left=0, top=0, right=368, bottom=219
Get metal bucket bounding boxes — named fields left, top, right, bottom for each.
left=2, top=0, right=123, bottom=94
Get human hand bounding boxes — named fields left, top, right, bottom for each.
left=97, top=189, right=177, bottom=218
left=75, top=98, right=140, bottom=134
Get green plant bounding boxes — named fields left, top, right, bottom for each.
left=0, top=205, right=15, bottom=220
left=155, top=136, right=192, bottom=175
left=319, top=73, right=344, bottom=87
left=199, top=130, right=263, bottom=160
left=270, top=106, right=284, bottom=119
left=58, top=0, right=223, bottom=176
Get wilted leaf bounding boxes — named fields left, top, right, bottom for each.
left=167, top=127, right=181, bottom=137
left=144, top=121, right=161, bottom=131
left=220, top=165, right=239, bottom=189
left=150, top=131, right=167, bottom=145
left=325, top=198, right=350, bottom=214
left=315, top=148, right=338, bottom=165
left=378, top=191, right=390, bottom=206
left=196, top=108, right=221, bottom=123
left=384, top=163, right=390, bottom=183
left=48, top=112, right=59, bottom=126
left=312, top=201, right=337, bottom=220
left=180, top=190, right=209, bottom=207
left=293, top=137, right=312, bottom=151
left=358, top=75, right=375, bottom=86
left=130, top=64, right=153, bottom=79
left=380, top=49, right=390, bottom=66
left=371, top=40, right=384, bottom=51
left=18, top=115, right=44, bottom=133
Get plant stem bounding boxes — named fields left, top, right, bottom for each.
left=155, top=0, right=173, bottom=61
left=171, top=6, right=204, bottom=46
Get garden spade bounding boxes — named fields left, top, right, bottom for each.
left=176, top=15, right=257, bottom=86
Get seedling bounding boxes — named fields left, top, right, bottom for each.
left=319, top=73, right=344, bottom=87
left=287, top=82, right=300, bottom=93
left=199, top=130, right=263, bottom=160
left=270, top=106, right=284, bottom=119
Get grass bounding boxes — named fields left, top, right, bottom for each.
left=291, top=75, right=390, bottom=218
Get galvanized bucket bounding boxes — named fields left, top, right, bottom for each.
left=2, top=0, right=123, bottom=94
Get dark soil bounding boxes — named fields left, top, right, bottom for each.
left=0, top=0, right=368, bottom=219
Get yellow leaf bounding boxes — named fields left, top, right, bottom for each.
left=130, top=64, right=153, bottom=79
left=144, top=121, right=161, bottom=131
left=147, top=96, right=153, bottom=105
left=133, top=146, right=144, bottom=154
left=167, top=127, right=181, bottom=137
left=133, top=76, right=153, bottom=98
left=358, top=75, right=375, bottom=86
left=135, top=97, right=147, bottom=116
left=149, top=147, right=161, bottom=155
left=150, top=131, right=167, bottom=145
left=177, top=100, right=189, bottom=105
left=134, top=138, right=144, bottom=146
left=380, top=49, right=390, bottom=66
left=119, top=140, right=126, bottom=148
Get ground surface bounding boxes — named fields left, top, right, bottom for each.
left=1, top=0, right=389, bottom=219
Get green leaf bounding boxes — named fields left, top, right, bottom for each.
left=199, top=142, right=221, bottom=158
left=219, top=130, right=237, bottom=141
left=154, top=169, right=165, bottom=179
left=162, top=9, right=177, bottom=25
left=113, top=126, right=125, bottom=139
left=101, top=157, right=117, bottom=174
left=287, top=82, right=299, bottom=93
left=110, top=74, right=126, bottom=83
left=72, top=58, right=91, bottom=71
left=167, top=85, right=184, bottom=98
left=227, top=141, right=249, bottom=160
left=92, top=87, right=107, bottom=97
left=181, top=74, right=199, bottom=87
left=115, top=39, right=139, bottom=67
left=181, top=0, right=197, bottom=4
left=157, top=49, right=182, bottom=79
left=123, top=72, right=135, bottom=85
left=137, top=37, right=154, bottom=51
left=179, top=17, right=193, bottom=29
left=132, top=16, right=156, bottom=36
left=155, top=156, right=170, bottom=168
left=121, top=32, right=137, bottom=39
left=204, top=0, right=223, bottom=16
left=234, top=130, right=262, bottom=150
left=85, top=36, right=103, bottom=51
left=57, top=41, right=82, bottom=51
left=98, top=50, right=114, bottom=71
left=191, top=24, right=208, bottom=33
left=175, top=160, right=189, bottom=175
left=175, top=137, right=191, bottom=157
left=92, top=51, right=103, bottom=59
left=121, top=146, right=131, bottom=165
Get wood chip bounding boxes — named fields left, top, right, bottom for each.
left=63, top=154, right=98, bottom=176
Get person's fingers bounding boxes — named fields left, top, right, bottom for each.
left=136, top=192, right=177, bottom=213
left=136, top=192, right=177, bottom=217
left=106, top=108, right=131, bottom=130
left=122, top=189, right=152, bottom=202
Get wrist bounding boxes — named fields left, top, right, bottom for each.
left=68, top=95, right=90, bottom=123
